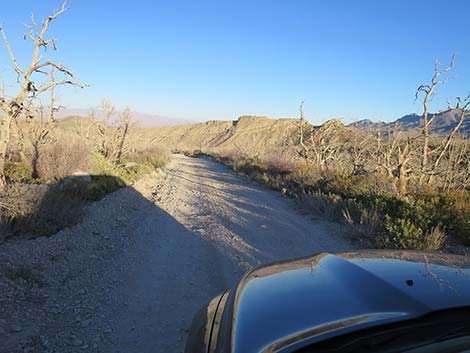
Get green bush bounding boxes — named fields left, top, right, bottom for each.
left=117, top=163, right=154, bottom=184
left=384, top=217, right=424, bottom=249
left=452, top=212, right=470, bottom=245
left=90, top=153, right=117, bottom=176
left=90, top=152, right=156, bottom=185
left=384, top=216, right=446, bottom=251
left=4, top=162, right=33, bottom=182
left=85, top=175, right=126, bottom=201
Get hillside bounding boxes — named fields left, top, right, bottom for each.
left=134, top=115, right=305, bottom=157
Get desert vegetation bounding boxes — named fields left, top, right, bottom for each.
left=185, top=57, right=470, bottom=252
left=0, top=2, right=467, bottom=255
left=0, top=2, right=168, bottom=240
left=197, top=151, right=469, bottom=250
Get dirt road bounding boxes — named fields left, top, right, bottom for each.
left=0, top=155, right=355, bottom=353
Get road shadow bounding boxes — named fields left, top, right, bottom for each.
left=0, top=174, right=242, bottom=353
left=0, top=175, right=125, bottom=241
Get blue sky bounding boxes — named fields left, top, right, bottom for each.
left=1, top=0, right=469, bottom=124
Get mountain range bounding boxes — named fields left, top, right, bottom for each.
left=58, top=108, right=469, bottom=135
left=348, top=109, right=470, bottom=135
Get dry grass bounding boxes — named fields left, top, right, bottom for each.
left=265, top=154, right=295, bottom=175
left=0, top=183, right=86, bottom=241
left=302, top=191, right=342, bottom=220
left=37, top=139, right=91, bottom=180
left=424, top=227, right=447, bottom=251
left=125, top=145, right=170, bottom=168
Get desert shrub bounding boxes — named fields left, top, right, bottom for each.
left=384, top=217, right=424, bottom=249
left=409, top=192, right=470, bottom=244
left=453, top=214, right=470, bottom=245
left=0, top=184, right=33, bottom=240
left=225, top=155, right=264, bottom=176
left=384, top=216, right=446, bottom=251
left=85, top=175, right=126, bottom=201
left=440, top=193, right=470, bottom=245
left=90, top=152, right=154, bottom=185
left=290, top=162, right=321, bottom=187
left=19, top=184, right=86, bottom=237
left=90, top=152, right=117, bottom=176
left=4, top=161, right=33, bottom=182
left=425, top=227, right=448, bottom=251
left=265, top=155, right=295, bottom=175
left=0, top=166, right=129, bottom=240
left=118, top=163, right=154, bottom=184
left=319, top=174, right=398, bottom=199
left=303, top=191, right=344, bottom=220
left=0, top=183, right=86, bottom=240
left=37, top=140, right=90, bottom=180
left=201, top=150, right=468, bottom=250
left=125, top=146, right=170, bottom=168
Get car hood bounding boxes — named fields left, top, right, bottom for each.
left=230, top=251, right=470, bottom=353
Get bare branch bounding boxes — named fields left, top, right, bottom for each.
left=434, top=54, right=455, bottom=80
left=35, top=80, right=86, bottom=94
left=0, top=27, right=23, bottom=75
left=32, top=61, right=75, bottom=77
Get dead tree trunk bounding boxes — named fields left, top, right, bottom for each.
left=298, top=101, right=309, bottom=159
left=428, top=99, right=470, bottom=185
left=30, top=70, right=59, bottom=179
left=113, top=110, right=132, bottom=165
left=396, top=140, right=411, bottom=195
left=0, top=1, right=85, bottom=186
left=0, top=114, right=14, bottom=186
left=415, top=55, right=455, bottom=186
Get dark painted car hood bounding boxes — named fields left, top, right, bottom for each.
left=230, top=251, right=470, bottom=353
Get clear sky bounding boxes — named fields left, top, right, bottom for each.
left=1, top=0, right=469, bottom=124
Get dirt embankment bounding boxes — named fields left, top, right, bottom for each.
left=0, top=155, right=355, bottom=353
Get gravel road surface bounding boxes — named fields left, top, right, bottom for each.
left=0, top=155, right=355, bottom=353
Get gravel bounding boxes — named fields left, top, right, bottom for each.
left=0, top=155, right=356, bottom=353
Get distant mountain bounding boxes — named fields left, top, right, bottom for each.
left=55, top=109, right=192, bottom=127
left=135, top=115, right=304, bottom=157
left=348, top=119, right=376, bottom=129
left=349, top=109, right=470, bottom=135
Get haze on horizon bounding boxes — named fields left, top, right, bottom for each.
left=1, top=0, right=469, bottom=124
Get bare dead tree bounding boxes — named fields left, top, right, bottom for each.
left=28, top=107, right=55, bottom=178
left=367, top=125, right=414, bottom=194
left=95, top=99, right=116, bottom=158
left=94, top=100, right=133, bottom=164
left=308, top=120, right=345, bottom=171
left=296, top=102, right=344, bottom=171
left=112, top=108, right=132, bottom=164
left=375, top=126, right=399, bottom=178
left=442, top=136, right=468, bottom=190
left=347, top=133, right=369, bottom=175
left=0, top=0, right=85, bottom=186
left=395, top=138, right=412, bottom=195
left=427, top=95, right=470, bottom=184
left=25, top=68, right=63, bottom=178
left=415, top=55, right=455, bottom=185
left=298, top=100, right=309, bottom=158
